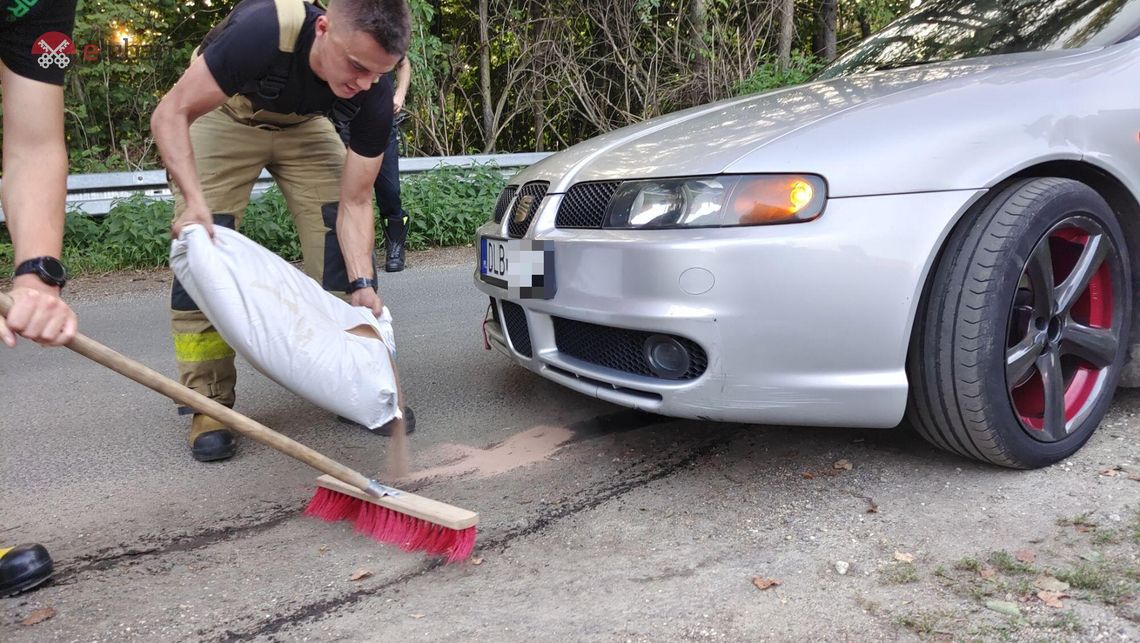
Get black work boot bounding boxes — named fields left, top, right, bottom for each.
left=189, top=414, right=236, bottom=462
left=0, top=544, right=53, bottom=596
left=384, top=215, right=408, bottom=273
left=385, top=240, right=406, bottom=272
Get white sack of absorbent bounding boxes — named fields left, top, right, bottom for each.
left=170, top=224, right=401, bottom=430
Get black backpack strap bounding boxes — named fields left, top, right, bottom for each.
left=251, top=53, right=291, bottom=100
left=220, top=0, right=310, bottom=100
left=255, top=0, right=310, bottom=100
left=329, top=96, right=364, bottom=134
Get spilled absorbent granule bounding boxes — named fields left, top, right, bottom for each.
left=400, top=425, right=575, bottom=482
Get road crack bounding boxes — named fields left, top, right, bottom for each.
left=207, top=430, right=739, bottom=640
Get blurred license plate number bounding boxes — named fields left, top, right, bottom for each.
left=479, top=236, right=555, bottom=299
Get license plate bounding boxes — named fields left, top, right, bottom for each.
left=479, top=236, right=556, bottom=299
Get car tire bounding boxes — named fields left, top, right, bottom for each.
left=908, top=177, right=1131, bottom=468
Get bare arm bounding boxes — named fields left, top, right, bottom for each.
left=0, top=62, right=77, bottom=347
left=339, top=149, right=384, bottom=314
left=150, top=55, right=230, bottom=237
left=392, top=57, right=411, bottom=113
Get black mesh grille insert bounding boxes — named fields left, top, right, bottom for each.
left=555, top=181, right=620, bottom=229
left=507, top=181, right=549, bottom=238
left=500, top=301, right=532, bottom=358
left=492, top=186, right=517, bottom=223
left=553, top=317, right=707, bottom=380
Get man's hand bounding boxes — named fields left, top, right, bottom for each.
left=1, top=284, right=77, bottom=347
left=172, top=204, right=215, bottom=239
left=393, top=94, right=405, bottom=114
left=351, top=287, right=383, bottom=317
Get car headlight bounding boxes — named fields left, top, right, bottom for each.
left=603, top=174, right=827, bottom=229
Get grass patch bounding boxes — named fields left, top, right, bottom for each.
left=969, top=584, right=997, bottom=601
left=968, top=620, right=1022, bottom=642
left=999, top=577, right=1035, bottom=598
left=988, top=550, right=1035, bottom=575
left=1055, top=561, right=1139, bottom=605
left=955, top=557, right=983, bottom=573
left=1091, top=528, right=1122, bottom=546
left=1043, top=610, right=1083, bottom=633
left=880, top=562, right=919, bottom=585
left=893, top=610, right=948, bottom=636
left=1057, top=562, right=1109, bottom=590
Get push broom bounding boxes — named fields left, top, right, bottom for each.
left=0, top=291, right=478, bottom=562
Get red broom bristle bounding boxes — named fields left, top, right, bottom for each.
left=304, top=487, right=476, bottom=563
left=304, top=486, right=360, bottom=521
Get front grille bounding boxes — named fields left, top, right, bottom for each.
left=500, top=301, right=532, bottom=358
left=492, top=186, right=517, bottom=223
left=507, top=181, right=549, bottom=238
left=555, top=181, right=620, bottom=228
left=553, top=317, right=707, bottom=380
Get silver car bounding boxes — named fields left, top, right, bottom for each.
left=473, top=0, right=1140, bottom=469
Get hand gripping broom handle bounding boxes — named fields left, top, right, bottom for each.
left=0, top=291, right=388, bottom=498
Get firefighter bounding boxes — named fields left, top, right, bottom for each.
left=151, top=0, right=412, bottom=461
left=0, top=0, right=80, bottom=596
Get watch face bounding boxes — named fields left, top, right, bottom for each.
left=40, top=258, right=68, bottom=282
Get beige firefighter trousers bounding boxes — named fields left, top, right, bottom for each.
left=169, top=96, right=366, bottom=407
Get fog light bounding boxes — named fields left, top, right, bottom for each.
left=643, top=335, right=690, bottom=379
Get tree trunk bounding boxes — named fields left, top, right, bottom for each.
left=687, top=0, right=709, bottom=105
left=777, top=0, right=794, bottom=71
left=856, top=4, right=872, bottom=39
left=533, top=105, right=546, bottom=152
left=478, top=0, right=494, bottom=152
left=821, top=0, right=838, bottom=62
left=529, top=0, right=545, bottom=152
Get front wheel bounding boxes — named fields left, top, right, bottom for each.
left=908, top=178, right=1131, bottom=468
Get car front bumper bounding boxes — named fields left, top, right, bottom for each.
left=474, top=188, right=984, bottom=428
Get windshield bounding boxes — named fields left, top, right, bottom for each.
left=817, top=0, right=1140, bottom=79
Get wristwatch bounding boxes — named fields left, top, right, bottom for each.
left=14, top=256, right=69, bottom=290
left=346, top=277, right=377, bottom=294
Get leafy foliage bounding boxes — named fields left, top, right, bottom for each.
left=401, top=163, right=507, bottom=249
left=735, top=53, right=826, bottom=96
left=1, top=165, right=504, bottom=277
left=57, top=0, right=905, bottom=170
left=240, top=187, right=302, bottom=262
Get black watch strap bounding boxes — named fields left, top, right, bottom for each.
left=346, top=277, right=377, bottom=294
left=14, top=256, right=68, bottom=290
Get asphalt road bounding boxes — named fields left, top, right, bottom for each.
left=2, top=250, right=1138, bottom=642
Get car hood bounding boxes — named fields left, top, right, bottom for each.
left=518, top=50, right=1090, bottom=192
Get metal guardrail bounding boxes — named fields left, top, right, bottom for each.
left=0, top=151, right=553, bottom=223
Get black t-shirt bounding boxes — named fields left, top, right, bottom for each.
left=201, top=0, right=392, bottom=158
left=0, top=0, right=77, bottom=85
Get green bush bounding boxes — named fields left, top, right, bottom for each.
left=1, top=163, right=506, bottom=278
left=402, top=162, right=507, bottom=249
left=240, top=187, right=302, bottom=262
left=96, top=194, right=173, bottom=268
left=736, top=54, right=825, bottom=96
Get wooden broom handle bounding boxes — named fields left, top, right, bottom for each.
left=0, top=291, right=375, bottom=494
